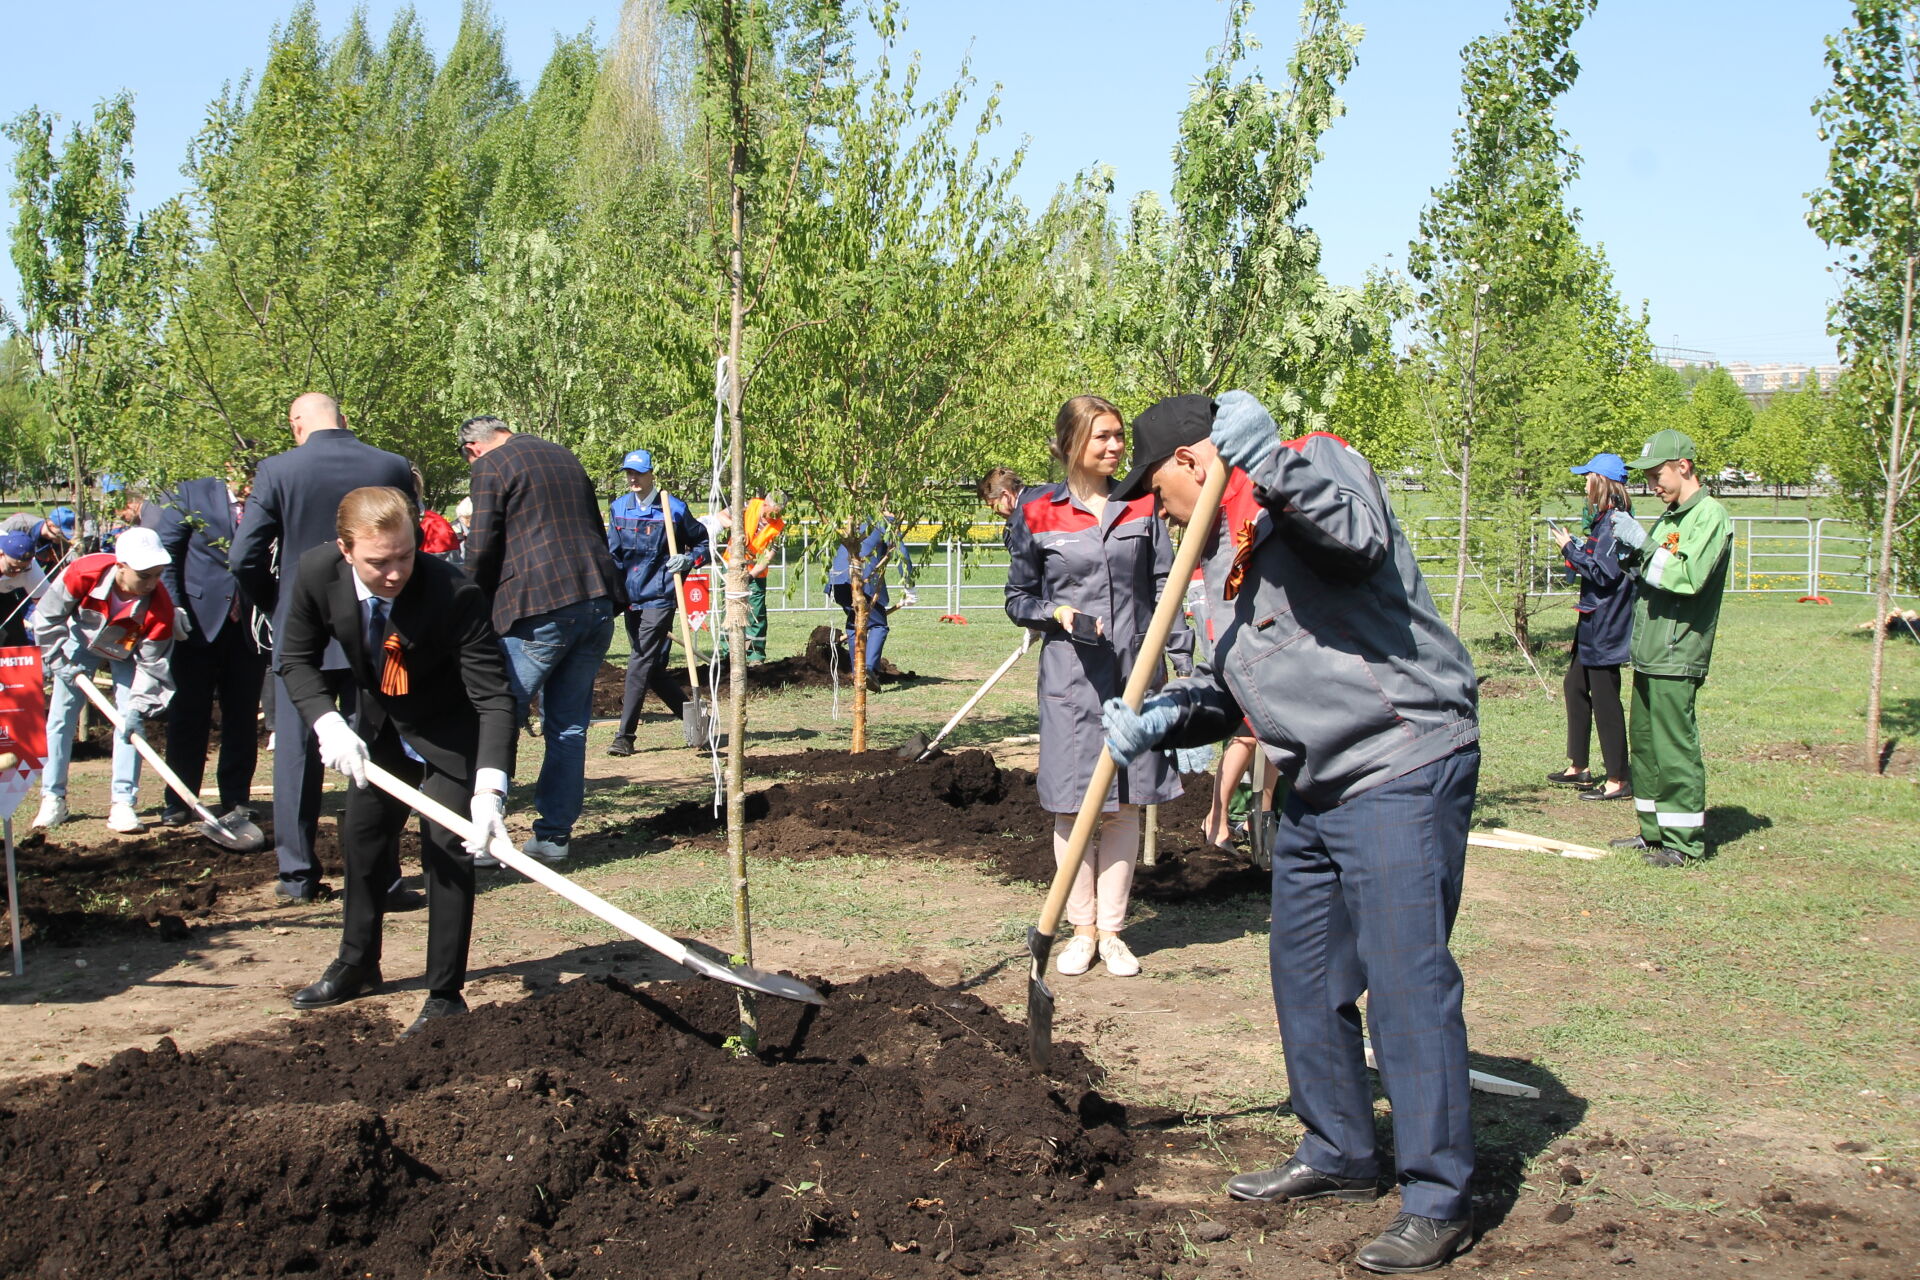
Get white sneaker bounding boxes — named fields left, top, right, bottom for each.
left=31, top=795, right=68, bottom=830
left=107, top=803, right=146, bottom=834
left=1099, top=935, right=1141, bottom=977
left=1055, top=934, right=1097, bottom=976
left=523, top=836, right=570, bottom=864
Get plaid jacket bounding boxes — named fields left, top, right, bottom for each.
left=465, top=432, right=625, bottom=633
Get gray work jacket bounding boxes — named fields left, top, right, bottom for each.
left=1005, top=481, right=1192, bottom=813
left=1159, top=437, right=1479, bottom=808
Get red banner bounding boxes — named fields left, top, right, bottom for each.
left=683, top=573, right=711, bottom=629
left=0, top=647, right=46, bottom=769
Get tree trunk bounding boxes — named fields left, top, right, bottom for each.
left=720, top=4, right=757, bottom=1049
left=849, top=558, right=870, bottom=753
left=1512, top=583, right=1531, bottom=656
left=1866, top=249, right=1916, bottom=776
left=1450, top=437, right=1471, bottom=634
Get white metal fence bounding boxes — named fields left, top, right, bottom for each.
left=724, top=515, right=1901, bottom=619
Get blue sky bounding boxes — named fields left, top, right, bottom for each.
left=3, top=0, right=1852, bottom=365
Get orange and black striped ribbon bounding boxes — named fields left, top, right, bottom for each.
left=380, top=631, right=409, bottom=696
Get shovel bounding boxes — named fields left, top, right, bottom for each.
left=1027, top=458, right=1229, bottom=1070
left=68, top=671, right=267, bottom=853
left=363, top=760, right=824, bottom=1005
left=899, top=630, right=1033, bottom=761
left=660, top=491, right=714, bottom=748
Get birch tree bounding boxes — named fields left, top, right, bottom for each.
left=1808, top=0, right=1920, bottom=772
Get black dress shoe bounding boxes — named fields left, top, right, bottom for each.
left=1608, top=834, right=1653, bottom=850
left=1354, top=1213, right=1472, bottom=1274
left=158, top=808, right=194, bottom=827
left=1224, top=1157, right=1380, bottom=1204
left=385, top=885, right=427, bottom=912
left=402, top=993, right=468, bottom=1038
left=1579, top=785, right=1632, bottom=801
left=607, top=735, right=635, bottom=758
left=274, top=879, right=334, bottom=903
left=292, top=959, right=382, bottom=1009
left=1545, top=767, right=1592, bottom=786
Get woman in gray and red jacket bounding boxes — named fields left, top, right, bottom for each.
left=30, top=528, right=177, bottom=834
left=1003, top=394, right=1192, bottom=978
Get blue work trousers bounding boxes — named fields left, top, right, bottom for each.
left=499, top=597, right=616, bottom=843
left=1269, top=746, right=1479, bottom=1222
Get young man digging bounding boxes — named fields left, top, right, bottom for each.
left=1100, top=392, right=1481, bottom=1275
left=278, top=486, right=516, bottom=1036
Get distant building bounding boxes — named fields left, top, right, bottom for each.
left=1718, top=361, right=1842, bottom=394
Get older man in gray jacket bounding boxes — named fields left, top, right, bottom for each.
left=1103, top=392, right=1481, bottom=1276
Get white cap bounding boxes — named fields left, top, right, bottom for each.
left=114, top=526, right=170, bottom=571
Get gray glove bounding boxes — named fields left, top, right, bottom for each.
left=664, top=553, right=692, bottom=577
left=1211, top=389, right=1279, bottom=475
left=1609, top=509, right=1647, bottom=553
left=1102, top=693, right=1181, bottom=767
left=1173, top=743, right=1217, bottom=775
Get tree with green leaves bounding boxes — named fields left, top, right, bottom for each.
left=1095, top=0, right=1375, bottom=419
left=1808, top=0, right=1920, bottom=773
left=1741, top=374, right=1829, bottom=499
left=1409, top=0, right=1652, bottom=651
left=1677, top=365, right=1754, bottom=472
left=749, top=5, right=1051, bottom=750
left=6, top=93, right=169, bottom=522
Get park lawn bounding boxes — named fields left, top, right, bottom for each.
left=559, top=586, right=1920, bottom=1167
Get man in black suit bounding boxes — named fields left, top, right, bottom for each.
left=232, top=393, right=414, bottom=900
left=279, top=486, right=515, bottom=1035
left=460, top=415, right=624, bottom=865
left=150, top=460, right=268, bottom=827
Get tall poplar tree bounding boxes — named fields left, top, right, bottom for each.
left=1808, top=0, right=1920, bottom=773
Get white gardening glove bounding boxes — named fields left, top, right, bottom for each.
left=901, top=589, right=918, bottom=607
left=467, top=786, right=507, bottom=859
left=312, top=710, right=370, bottom=788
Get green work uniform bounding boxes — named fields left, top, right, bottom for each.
left=1627, top=488, right=1731, bottom=860
left=715, top=575, right=770, bottom=662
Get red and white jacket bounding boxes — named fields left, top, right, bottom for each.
left=32, top=552, right=176, bottom=712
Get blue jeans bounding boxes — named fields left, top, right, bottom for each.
left=41, top=655, right=143, bottom=807
left=499, top=597, right=615, bottom=843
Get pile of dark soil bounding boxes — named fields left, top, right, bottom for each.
left=591, top=627, right=922, bottom=718
left=641, top=749, right=1263, bottom=902
left=0, top=826, right=282, bottom=946
left=0, top=969, right=1170, bottom=1279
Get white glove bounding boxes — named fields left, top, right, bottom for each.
left=312, top=710, right=370, bottom=788
left=901, top=589, right=918, bottom=607
left=467, top=788, right=507, bottom=859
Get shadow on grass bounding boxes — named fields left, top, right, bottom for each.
left=1707, top=804, right=1773, bottom=849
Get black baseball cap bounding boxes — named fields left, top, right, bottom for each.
left=1111, top=394, right=1216, bottom=501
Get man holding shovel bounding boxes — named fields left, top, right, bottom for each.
left=278, top=486, right=515, bottom=1037
left=605, top=448, right=710, bottom=756
left=1101, top=392, right=1481, bottom=1275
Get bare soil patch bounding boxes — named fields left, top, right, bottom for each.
left=637, top=748, right=1263, bottom=902
left=591, top=627, right=927, bottom=718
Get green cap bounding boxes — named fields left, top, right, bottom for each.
left=1626, top=428, right=1697, bottom=470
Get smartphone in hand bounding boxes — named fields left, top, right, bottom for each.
left=1068, top=611, right=1103, bottom=642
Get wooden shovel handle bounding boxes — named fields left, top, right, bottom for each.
left=658, top=490, right=704, bottom=689
left=1035, top=459, right=1231, bottom=938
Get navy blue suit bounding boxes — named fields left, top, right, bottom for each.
left=151, top=477, right=268, bottom=816
left=231, top=429, right=414, bottom=890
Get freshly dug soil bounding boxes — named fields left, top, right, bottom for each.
left=0, top=969, right=1158, bottom=1280
left=641, top=749, right=1263, bottom=902
left=595, top=626, right=923, bottom=718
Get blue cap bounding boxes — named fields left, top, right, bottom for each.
left=47, top=507, right=77, bottom=536
left=0, top=530, right=33, bottom=560
left=1570, top=452, right=1628, bottom=483
left=620, top=449, right=654, bottom=473
left=99, top=474, right=124, bottom=493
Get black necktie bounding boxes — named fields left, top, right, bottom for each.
left=366, top=598, right=387, bottom=665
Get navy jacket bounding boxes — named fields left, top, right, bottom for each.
left=607, top=489, right=711, bottom=611
left=827, top=521, right=914, bottom=610
left=149, top=477, right=254, bottom=646
left=1559, top=507, right=1636, bottom=668
left=231, top=428, right=414, bottom=667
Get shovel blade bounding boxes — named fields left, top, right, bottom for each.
left=681, top=696, right=712, bottom=748
left=675, top=945, right=826, bottom=1005
left=1025, top=925, right=1056, bottom=1070
left=196, top=814, right=266, bottom=853
left=896, top=732, right=930, bottom=760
